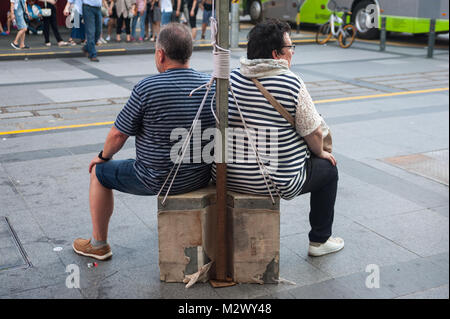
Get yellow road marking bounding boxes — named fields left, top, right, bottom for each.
left=314, top=87, right=449, bottom=104
left=1, top=87, right=448, bottom=136
left=0, top=51, right=72, bottom=57
left=0, top=122, right=114, bottom=136
left=98, top=48, right=127, bottom=53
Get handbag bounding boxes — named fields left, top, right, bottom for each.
left=41, top=1, right=52, bottom=17
left=251, top=78, right=333, bottom=153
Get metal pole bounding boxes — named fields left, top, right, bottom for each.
left=427, top=19, right=436, bottom=59
left=231, top=0, right=240, bottom=48
left=380, top=16, right=386, bottom=52
left=214, top=0, right=230, bottom=283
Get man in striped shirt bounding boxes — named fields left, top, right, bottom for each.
left=73, top=23, right=216, bottom=260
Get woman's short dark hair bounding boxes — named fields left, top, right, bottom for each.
left=247, top=20, right=291, bottom=60
left=157, top=23, right=193, bottom=64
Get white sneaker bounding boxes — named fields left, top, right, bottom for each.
left=308, top=237, right=344, bottom=257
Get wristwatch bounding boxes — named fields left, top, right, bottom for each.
left=98, top=150, right=111, bottom=162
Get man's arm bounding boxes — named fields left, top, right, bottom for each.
left=89, top=126, right=129, bottom=173
left=303, top=127, right=336, bottom=166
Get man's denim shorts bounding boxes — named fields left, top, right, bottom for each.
left=14, top=9, right=28, bottom=30
left=95, top=159, right=156, bottom=196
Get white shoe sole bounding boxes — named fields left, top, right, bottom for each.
left=72, top=244, right=112, bottom=260
left=308, top=244, right=344, bottom=257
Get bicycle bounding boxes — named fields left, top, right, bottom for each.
left=316, top=0, right=356, bottom=49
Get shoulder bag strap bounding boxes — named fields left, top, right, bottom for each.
left=251, top=78, right=296, bottom=128
left=20, top=0, right=26, bottom=11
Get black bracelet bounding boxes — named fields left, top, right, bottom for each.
left=98, top=150, right=111, bottom=161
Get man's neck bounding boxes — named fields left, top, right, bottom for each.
left=163, top=63, right=190, bottom=72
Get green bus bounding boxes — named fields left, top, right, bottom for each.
left=241, top=0, right=449, bottom=39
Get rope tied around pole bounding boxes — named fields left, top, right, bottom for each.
left=159, top=0, right=280, bottom=206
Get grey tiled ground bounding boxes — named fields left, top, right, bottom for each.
left=0, top=33, right=448, bottom=299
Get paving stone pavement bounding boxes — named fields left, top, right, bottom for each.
left=0, top=33, right=448, bottom=300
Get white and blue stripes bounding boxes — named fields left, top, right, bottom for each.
left=115, top=68, right=216, bottom=195
left=213, top=69, right=310, bottom=200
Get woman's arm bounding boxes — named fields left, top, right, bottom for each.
left=63, top=1, right=72, bottom=16
left=304, top=127, right=336, bottom=166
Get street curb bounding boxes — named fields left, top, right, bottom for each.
left=0, top=42, right=246, bottom=61
left=0, top=37, right=319, bottom=61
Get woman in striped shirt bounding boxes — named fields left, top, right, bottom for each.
left=216, top=20, right=344, bottom=257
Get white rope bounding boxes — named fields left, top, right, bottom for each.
left=230, top=87, right=281, bottom=203
left=158, top=83, right=213, bottom=204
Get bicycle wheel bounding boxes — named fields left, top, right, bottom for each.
left=316, top=22, right=333, bottom=45
left=338, top=24, right=356, bottom=48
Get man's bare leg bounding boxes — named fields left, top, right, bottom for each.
left=89, top=165, right=114, bottom=242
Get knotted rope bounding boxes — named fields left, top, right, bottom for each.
left=159, top=1, right=280, bottom=205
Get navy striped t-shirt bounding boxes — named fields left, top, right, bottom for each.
left=114, top=68, right=216, bottom=195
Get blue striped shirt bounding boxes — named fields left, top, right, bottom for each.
left=115, top=68, right=216, bottom=195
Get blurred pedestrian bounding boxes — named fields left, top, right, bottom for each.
left=175, top=0, right=189, bottom=24
left=143, top=0, right=152, bottom=40
left=131, top=0, right=146, bottom=42
left=38, top=1, right=68, bottom=47
left=115, top=0, right=136, bottom=42
left=27, top=0, right=43, bottom=35
left=106, top=0, right=117, bottom=41
left=10, top=0, right=30, bottom=49
left=160, top=0, right=171, bottom=25
left=64, top=0, right=85, bottom=45
left=199, top=0, right=211, bottom=40
left=81, top=0, right=108, bottom=62
left=150, top=0, right=160, bottom=41
left=186, top=0, right=197, bottom=40
left=0, top=21, right=6, bottom=35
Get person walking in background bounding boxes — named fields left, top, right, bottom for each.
left=27, top=0, right=43, bottom=35
left=186, top=0, right=197, bottom=40
left=64, top=0, right=85, bottom=45
left=143, top=0, right=152, bottom=40
left=131, top=0, right=146, bottom=42
left=175, top=0, right=189, bottom=25
left=199, top=0, right=211, bottom=40
left=114, top=0, right=136, bottom=42
left=160, top=0, right=171, bottom=25
left=81, top=0, right=108, bottom=62
left=0, top=21, right=7, bottom=35
left=10, top=0, right=30, bottom=49
left=105, top=0, right=116, bottom=41
left=150, top=0, right=160, bottom=41
left=6, top=10, right=16, bottom=34
left=38, top=1, right=68, bottom=47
